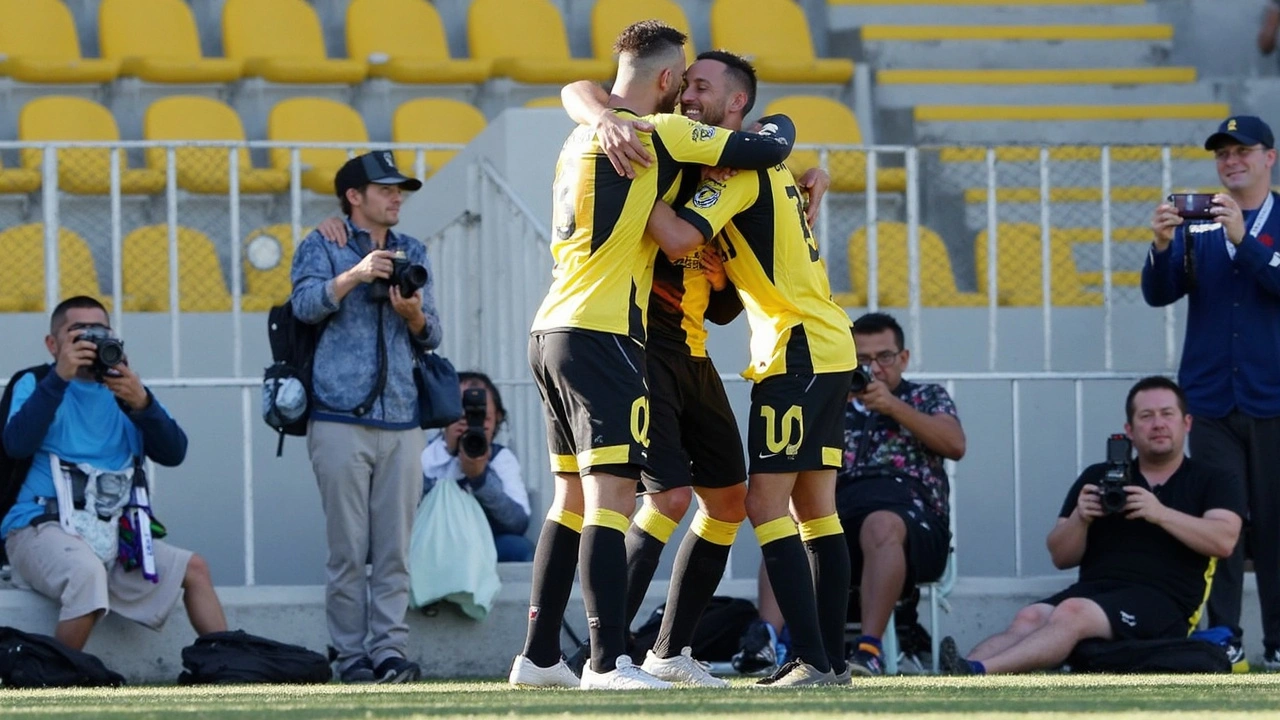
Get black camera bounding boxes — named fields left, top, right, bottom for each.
left=459, top=388, right=489, bottom=459
left=1098, top=434, right=1132, bottom=516
left=370, top=250, right=428, bottom=302
left=849, top=364, right=874, bottom=394
left=76, top=325, right=125, bottom=380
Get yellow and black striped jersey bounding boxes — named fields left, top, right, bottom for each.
left=676, top=164, right=856, bottom=381
left=532, top=109, right=792, bottom=343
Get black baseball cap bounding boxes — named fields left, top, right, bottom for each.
left=334, top=151, right=423, bottom=197
left=1204, top=115, right=1275, bottom=151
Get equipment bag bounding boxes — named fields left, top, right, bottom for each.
left=631, top=596, right=760, bottom=662
left=1067, top=636, right=1230, bottom=674
left=0, top=364, right=53, bottom=564
left=0, top=626, right=125, bottom=688
left=262, top=303, right=320, bottom=456
left=178, top=630, right=332, bottom=684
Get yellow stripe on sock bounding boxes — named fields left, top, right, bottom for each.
left=754, top=516, right=799, bottom=546
left=548, top=508, right=584, bottom=533
left=798, top=514, right=843, bottom=542
left=691, top=512, right=741, bottom=547
left=585, top=508, right=630, bottom=534
left=634, top=504, right=679, bottom=543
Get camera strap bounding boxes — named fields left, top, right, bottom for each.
left=851, top=407, right=879, bottom=472
left=316, top=304, right=386, bottom=418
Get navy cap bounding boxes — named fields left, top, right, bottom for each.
left=334, top=151, right=423, bottom=197
left=1204, top=116, right=1275, bottom=151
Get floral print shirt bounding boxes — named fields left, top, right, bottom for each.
left=838, top=379, right=957, bottom=518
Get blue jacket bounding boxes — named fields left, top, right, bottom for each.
left=1141, top=192, right=1280, bottom=418
left=289, top=220, right=442, bottom=429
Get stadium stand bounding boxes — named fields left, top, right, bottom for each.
left=974, top=223, right=1104, bottom=307
left=222, top=0, right=366, bottom=84
left=763, top=95, right=905, bottom=193
left=391, top=98, right=487, bottom=179
left=19, top=96, right=165, bottom=195
left=143, top=96, right=289, bottom=195
left=844, top=222, right=986, bottom=308
left=710, top=0, right=854, bottom=85
left=99, top=0, right=242, bottom=84
left=591, top=0, right=697, bottom=66
left=266, top=96, right=370, bottom=195
left=0, top=223, right=105, bottom=312
left=122, top=224, right=232, bottom=312
left=0, top=0, right=120, bottom=84
left=241, top=223, right=304, bottom=311
left=0, top=155, right=40, bottom=195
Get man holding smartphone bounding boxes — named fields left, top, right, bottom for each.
left=1142, top=115, right=1280, bottom=672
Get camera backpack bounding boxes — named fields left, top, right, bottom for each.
left=0, top=364, right=52, bottom=564
left=1066, top=636, right=1230, bottom=674
left=263, top=303, right=322, bottom=456
left=177, top=630, right=332, bottom=684
left=0, top=626, right=125, bottom=688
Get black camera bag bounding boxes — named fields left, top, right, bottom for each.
left=0, top=626, right=125, bottom=688
left=1067, top=637, right=1229, bottom=674
left=178, top=630, right=332, bottom=685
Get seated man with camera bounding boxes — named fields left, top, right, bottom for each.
left=421, top=372, right=533, bottom=562
left=939, top=376, right=1245, bottom=675
left=1, top=296, right=227, bottom=651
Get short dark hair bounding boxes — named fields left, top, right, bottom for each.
left=696, top=50, right=758, bottom=116
left=50, top=295, right=107, bottom=333
left=459, top=371, right=507, bottom=427
left=612, top=20, right=687, bottom=60
left=852, top=312, right=905, bottom=351
left=1125, top=376, right=1187, bottom=423
left=339, top=187, right=363, bottom=216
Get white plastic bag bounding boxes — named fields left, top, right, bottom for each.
left=408, top=477, right=501, bottom=620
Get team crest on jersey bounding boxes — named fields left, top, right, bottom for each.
left=693, top=185, right=721, bottom=208
left=691, top=124, right=717, bottom=142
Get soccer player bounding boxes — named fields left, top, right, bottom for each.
left=511, top=22, right=795, bottom=690
left=644, top=52, right=858, bottom=687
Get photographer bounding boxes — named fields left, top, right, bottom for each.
left=938, top=377, right=1244, bottom=675
left=290, top=151, right=440, bottom=684
left=421, top=372, right=532, bottom=562
left=1143, top=116, right=1280, bottom=671
left=1, top=296, right=226, bottom=650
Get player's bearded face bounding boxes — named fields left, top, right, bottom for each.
left=657, top=72, right=682, bottom=114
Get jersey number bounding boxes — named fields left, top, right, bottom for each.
left=630, top=396, right=651, bottom=448
left=784, top=185, right=820, bottom=262
left=759, top=404, right=804, bottom=457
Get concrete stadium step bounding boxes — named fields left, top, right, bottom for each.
left=829, top=0, right=1160, bottom=29
left=912, top=103, right=1230, bottom=144
left=927, top=145, right=1219, bottom=191
left=875, top=67, right=1215, bottom=108
left=859, top=24, right=1173, bottom=69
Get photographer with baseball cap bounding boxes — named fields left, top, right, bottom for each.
left=290, top=151, right=440, bottom=684
left=1143, top=115, right=1280, bottom=671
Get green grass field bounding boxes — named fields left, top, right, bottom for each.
left=4, top=674, right=1280, bottom=719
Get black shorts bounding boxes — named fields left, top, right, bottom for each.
left=747, top=370, right=853, bottom=474
left=1039, top=580, right=1191, bottom=641
left=528, top=329, right=649, bottom=480
left=841, top=501, right=951, bottom=591
left=640, top=349, right=746, bottom=493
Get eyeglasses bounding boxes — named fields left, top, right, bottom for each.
left=856, top=350, right=900, bottom=367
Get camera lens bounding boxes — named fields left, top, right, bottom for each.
left=460, top=430, right=488, bottom=459
left=97, top=339, right=125, bottom=367
left=849, top=365, right=872, bottom=394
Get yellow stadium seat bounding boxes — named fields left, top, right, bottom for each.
left=710, top=0, right=853, bottom=84
left=123, top=225, right=232, bottom=312
left=222, top=0, right=367, bottom=84
left=0, top=155, right=40, bottom=194
left=974, top=223, right=1103, bottom=307
left=763, top=95, right=905, bottom=193
left=0, top=224, right=106, bottom=312
left=19, top=97, right=165, bottom=195
left=591, top=0, right=696, bottom=66
left=144, top=96, right=289, bottom=194
left=267, top=98, right=370, bottom=194
left=848, top=222, right=986, bottom=308
left=347, top=0, right=490, bottom=84
left=391, top=99, right=486, bottom=178
left=0, top=0, right=120, bottom=83
left=242, top=224, right=308, bottom=311
left=468, top=0, right=614, bottom=83
left=99, top=0, right=242, bottom=83
left=523, top=96, right=564, bottom=109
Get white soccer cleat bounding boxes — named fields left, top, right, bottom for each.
left=508, top=655, right=580, bottom=688
left=580, top=655, right=673, bottom=690
left=641, top=647, right=729, bottom=687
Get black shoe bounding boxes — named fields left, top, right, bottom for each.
left=375, top=656, right=421, bottom=684
left=732, top=619, right=779, bottom=676
left=848, top=649, right=884, bottom=677
left=339, top=657, right=376, bottom=684
left=938, top=636, right=973, bottom=676
left=1227, top=640, right=1250, bottom=673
